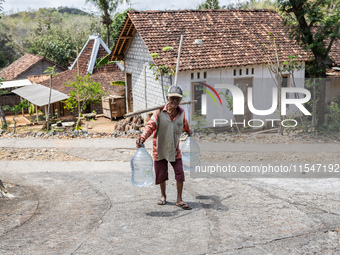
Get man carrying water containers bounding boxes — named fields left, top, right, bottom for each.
left=136, top=85, right=192, bottom=210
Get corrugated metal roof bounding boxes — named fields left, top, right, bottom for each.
left=11, top=83, right=69, bottom=107
left=0, top=79, right=32, bottom=89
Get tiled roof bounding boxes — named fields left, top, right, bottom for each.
left=330, top=39, right=340, bottom=66
left=326, top=68, right=340, bottom=78
left=69, top=34, right=124, bottom=74
left=33, top=35, right=125, bottom=96
left=0, top=53, right=43, bottom=80
left=37, top=69, right=125, bottom=96
left=110, top=9, right=309, bottom=70
left=28, top=75, right=50, bottom=84
left=0, top=53, right=66, bottom=81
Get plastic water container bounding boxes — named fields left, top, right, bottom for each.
left=181, top=136, right=200, bottom=172
left=130, top=146, right=154, bottom=187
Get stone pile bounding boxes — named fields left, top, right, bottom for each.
left=114, top=115, right=144, bottom=132
left=0, top=130, right=141, bottom=139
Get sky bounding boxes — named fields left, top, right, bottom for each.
left=1, top=0, right=239, bottom=15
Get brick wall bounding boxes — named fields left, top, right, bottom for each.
left=125, top=32, right=172, bottom=115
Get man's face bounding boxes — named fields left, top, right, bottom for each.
left=167, top=96, right=182, bottom=109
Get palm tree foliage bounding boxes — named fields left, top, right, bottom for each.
left=86, top=0, right=128, bottom=48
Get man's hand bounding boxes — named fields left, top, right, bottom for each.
left=136, top=137, right=144, bottom=148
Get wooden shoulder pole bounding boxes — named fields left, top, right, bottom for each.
left=124, top=100, right=197, bottom=118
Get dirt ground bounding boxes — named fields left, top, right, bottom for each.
left=3, top=114, right=121, bottom=134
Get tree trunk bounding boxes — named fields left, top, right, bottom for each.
left=47, top=75, right=52, bottom=131
left=161, top=75, right=166, bottom=103
left=107, top=25, right=110, bottom=49
left=0, top=106, right=7, bottom=129
left=316, top=77, right=326, bottom=128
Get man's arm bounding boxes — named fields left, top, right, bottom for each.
left=136, top=110, right=159, bottom=147
left=183, top=111, right=191, bottom=136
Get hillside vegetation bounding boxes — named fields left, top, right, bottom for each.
left=0, top=7, right=104, bottom=68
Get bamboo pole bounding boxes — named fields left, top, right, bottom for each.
left=124, top=100, right=197, bottom=118
left=174, top=35, right=184, bottom=86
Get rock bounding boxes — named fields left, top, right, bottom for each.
left=208, top=133, right=217, bottom=139
left=37, top=132, right=45, bottom=137
left=88, top=126, right=92, bottom=129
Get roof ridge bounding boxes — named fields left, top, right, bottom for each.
left=128, top=9, right=276, bottom=14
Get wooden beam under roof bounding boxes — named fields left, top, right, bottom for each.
left=111, top=16, right=131, bottom=60
left=117, top=22, right=135, bottom=56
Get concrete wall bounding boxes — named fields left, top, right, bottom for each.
left=326, top=78, right=340, bottom=103
left=124, top=32, right=172, bottom=117
left=16, top=60, right=65, bottom=80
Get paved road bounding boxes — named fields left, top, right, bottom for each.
left=0, top=138, right=339, bottom=254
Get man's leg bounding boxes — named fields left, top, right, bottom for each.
left=172, top=159, right=191, bottom=209
left=160, top=181, right=166, bottom=201
left=176, top=181, right=183, bottom=203
left=154, top=159, right=169, bottom=205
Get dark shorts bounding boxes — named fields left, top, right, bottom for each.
left=154, top=158, right=185, bottom=184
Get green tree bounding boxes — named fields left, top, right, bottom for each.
left=43, top=66, right=58, bottom=131
left=279, top=0, right=340, bottom=127
left=28, top=27, right=87, bottom=68
left=149, top=46, right=176, bottom=103
left=86, top=0, right=129, bottom=48
left=64, top=73, right=105, bottom=129
left=109, top=9, right=131, bottom=44
left=0, top=77, right=8, bottom=129
left=3, top=99, right=29, bottom=134
left=198, top=0, right=222, bottom=9
left=241, top=0, right=276, bottom=9
left=0, top=7, right=102, bottom=68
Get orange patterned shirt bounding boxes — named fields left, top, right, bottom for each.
left=140, top=104, right=191, bottom=161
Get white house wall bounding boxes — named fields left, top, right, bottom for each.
left=124, top=31, right=306, bottom=126
left=178, top=64, right=306, bottom=127
left=124, top=32, right=172, bottom=116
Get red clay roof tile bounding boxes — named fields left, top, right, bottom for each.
left=111, top=9, right=311, bottom=70
left=0, top=53, right=66, bottom=81
left=39, top=36, right=125, bottom=96
left=0, top=54, right=44, bottom=80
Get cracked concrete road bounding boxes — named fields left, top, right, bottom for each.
left=0, top=138, right=339, bottom=254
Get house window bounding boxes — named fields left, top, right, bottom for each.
left=252, top=68, right=254, bottom=75
left=204, top=72, right=207, bottom=79
left=282, top=75, right=289, bottom=88
left=192, top=82, right=206, bottom=117
left=191, top=73, right=194, bottom=80
left=239, top=69, right=242, bottom=75
left=197, top=72, right=200, bottom=79
left=233, top=69, right=236, bottom=76
left=282, top=74, right=290, bottom=98
left=246, top=68, right=249, bottom=75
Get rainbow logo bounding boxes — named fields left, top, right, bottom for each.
left=198, top=82, right=223, bottom=106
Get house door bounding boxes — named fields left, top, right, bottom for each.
left=126, top=73, right=133, bottom=112
left=234, top=78, right=253, bottom=125
left=191, top=82, right=206, bottom=117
